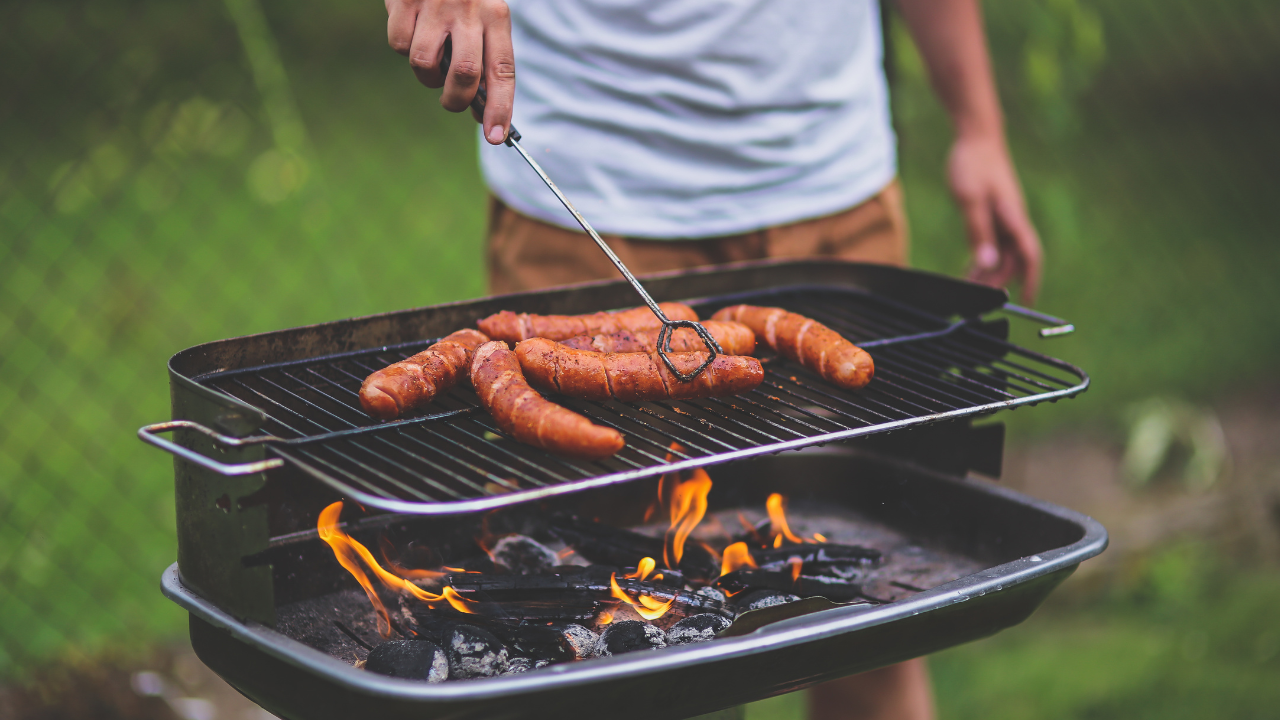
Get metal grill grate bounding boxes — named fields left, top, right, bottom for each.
left=192, top=287, right=1087, bottom=513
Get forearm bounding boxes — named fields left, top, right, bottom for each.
left=894, top=0, right=1004, bottom=142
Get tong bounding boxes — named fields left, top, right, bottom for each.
left=441, top=52, right=723, bottom=381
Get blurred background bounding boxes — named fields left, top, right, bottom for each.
left=2, top=0, right=1278, bottom=717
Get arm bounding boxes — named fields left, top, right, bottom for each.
left=894, top=0, right=1043, bottom=304
left=385, top=0, right=515, bottom=145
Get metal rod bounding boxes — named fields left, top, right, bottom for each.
left=1002, top=303, right=1075, bottom=338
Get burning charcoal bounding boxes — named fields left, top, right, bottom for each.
left=504, top=657, right=535, bottom=674
left=364, top=640, right=449, bottom=682
left=716, top=569, right=861, bottom=603
left=490, top=535, right=559, bottom=575
left=446, top=625, right=511, bottom=678
left=753, top=544, right=882, bottom=570
left=665, top=614, right=732, bottom=646
left=548, top=515, right=717, bottom=580
left=695, top=586, right=727, bottom=604
left=561, top=623, right=599, bottom=659
left=593, top=621, right=666, bottom=656
left=732, top=589, right=801, bottom=613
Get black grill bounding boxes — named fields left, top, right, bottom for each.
left=187, top=286, right=1086, bottom=514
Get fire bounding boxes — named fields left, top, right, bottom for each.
left=766, top=493, right=806, bottom=545
left=609, top=572, right=677, bottom=620
left=789, top=557, right=803, bottom=585
left=625, top=557, right=657, bottom=581
left=720, top=541, right=758, bottom=576
left=379, top=537, right=446, bottom=581
left=663, top=468, right=712, bottom=568
left=317, top=501, right=476, bottom=637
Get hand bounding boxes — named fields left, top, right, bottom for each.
left=947, top=133, right=1043, bottom=304
left=386, top=0, right=516, bottom=145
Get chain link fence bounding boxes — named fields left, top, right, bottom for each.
left=2, top=0, right=1278, bottom=680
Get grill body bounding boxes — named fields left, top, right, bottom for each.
left=164, top=447, right=1106, bottom=720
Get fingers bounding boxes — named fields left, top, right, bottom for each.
left=386, top=0, right=418, bottom=56
left=439, top=25, right=484, bottom=112
left=480, top=2, right=515, bottom=144
left=408, top=10, right=449, bottom=88
left=961, top=195, right=1000, bottom=283
left=995, top=198, right=1043, bottom=304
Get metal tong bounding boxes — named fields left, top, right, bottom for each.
left=441, top=51, right=723, bottom=382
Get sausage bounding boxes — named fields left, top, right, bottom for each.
left=477, top=303, right=699, bottom=343
left=470, top=341, right=625, bottom=460
left=514, top=338, right=764, bottom=402
left=559, top=320, right=756, bottom=357
left=360, top=329, right=491, bottom=420
left=711, top=305, right=874, bottom=389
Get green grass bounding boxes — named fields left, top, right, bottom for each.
left=2, top=1, right=1278, bottom=708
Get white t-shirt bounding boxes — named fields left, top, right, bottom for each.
left=479, top=0, right=896, bottom=239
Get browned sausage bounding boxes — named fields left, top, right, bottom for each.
left=711, top=305, right=874, bottom=389
left=559, top=320, right=756, bottom=356
left=360, top=329, right=491, bottom=420
left=514, top=338, right=764, bottom=402
left=470, top=341, right=625, bottom=460
left=477, top=303, right=699, bottom=343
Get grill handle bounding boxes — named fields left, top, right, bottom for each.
left=440, top=42, right=724, bottom=381
left=1002, top=303, right=1075, bottom=338
left=138, top=421, right=285, bottom=476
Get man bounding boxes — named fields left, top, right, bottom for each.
left=385, top=0, right=1041, bottom=715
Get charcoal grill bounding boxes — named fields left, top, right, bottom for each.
left=142, top=260, right=1105, bottom=720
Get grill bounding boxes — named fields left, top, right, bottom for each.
left=142, top=260, right=1105, bottom=720
left=141, top=262, right=1086, bottom=515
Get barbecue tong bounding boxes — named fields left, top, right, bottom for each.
left=441, top=50, right=723, bottom=382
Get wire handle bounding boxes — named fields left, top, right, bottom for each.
left=138, top=421, right=285, bottom=476
left=1002, top=303, right=1075, bottom=338
left=444, top=46, right=723, bottom=381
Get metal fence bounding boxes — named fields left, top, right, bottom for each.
left=1, top=0, right=1277, bottom=678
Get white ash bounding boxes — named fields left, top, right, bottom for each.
left=594, top=621, right=666, bottom=657
left=504, top=657, right=534, bottom=674
left=665, top=614, right=733, bottom=646
left=446, top=625, right=510, bottom=679
left=489, top=535, right=559, bottom=575
left=560, top=624, right=599, bottom=659
left=534, top=659, right=553, bottom=669
left=695, top=586, right=727, bottom=604
left=738, top=590, right=802, bottom=612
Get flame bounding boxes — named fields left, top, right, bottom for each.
left=598, top=610, right=614, bottom=625
left=609, top=573, right=677, bottom=620
left=720, top=541, right=758, bottom=576
left=318, top=502, right=477, bottom=636
left=789, top=557, right=803, bottom=585
left=625, top=557, right=656, bottom=581
left=663, top=469, right=712, bottom=568
left=814, top=533, right=828, bottom=543
left=379, top=537, right=446, bottom=581
left=766, top=493, right=808, bottom=545
left=645, top=442, right=688, bottom=522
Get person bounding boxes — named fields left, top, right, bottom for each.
left=384, top=0, right=1042, bottom=716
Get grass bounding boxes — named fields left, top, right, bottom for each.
left=1, top=2, right=1278, bottom=714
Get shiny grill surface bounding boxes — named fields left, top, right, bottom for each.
left=193, top=287, right=1087, bottom=513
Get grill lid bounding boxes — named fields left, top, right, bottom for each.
left=141, top=263, right=1087, bottom=515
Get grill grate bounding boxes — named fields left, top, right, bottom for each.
left=193, top=287, right=1087, bottom=513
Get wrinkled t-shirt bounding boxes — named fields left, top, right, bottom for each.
left=479, top=0, right=896, bottom=239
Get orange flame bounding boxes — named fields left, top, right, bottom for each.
left=645, top=443, right=688, bottom=522
left=766, top=493, right=807, bottom=545
left=663, top=469, right=712, bottom=568
left=625, top=557, right=657, bottom=581
left=720, top=541, right=758, bottom=576
left=379, top=537, right=447, bottom=581
left=789, top=557, right=804, bottom=585
left=598, top=609, right=614, bottom=625
left=317, top=502, right=476, bottom=636
left=609, top=573, right=677, bottom=620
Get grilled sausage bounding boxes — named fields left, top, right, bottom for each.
left=515, top=338, right=764, bottom=402
left=360, top=329, right=491, bottom=420
left=711, top=305, right=874, bottom=390
left=470, top=341, right=625, bottom=460
left=559, top=320, right=756, bottom=357
left=477, top=303, right=699, bottom=343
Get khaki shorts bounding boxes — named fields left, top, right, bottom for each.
left=486, top=179, right=910, bottom=294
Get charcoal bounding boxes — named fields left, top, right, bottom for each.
left=489, top=535, right=559, bottom=575
left=695, top=586, right=727, bottom=604
left=665, top=614, right=732, bottom=646
left=504, top=657, right=535, bottom=674
left=508, top=624, right=577, bottom=661
left=716, top=569, right=861, bottom=602
left=561, top=623, right=599, bottom=659
left=364, top=640, right=448, bottom=682
left=448, top=572, right=724, bottom=618
left=534, top=659, right=553, bottom=669
left=752, top=543, right=882, bottom=569
left=548, top=515, right=717, bottom=580
left=593, top=621, right=666, bottom=656
left=446, top=625, right=510, bottom=678
left=732, top=589, right=801, bottom=613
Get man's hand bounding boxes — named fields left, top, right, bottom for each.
left=948, top=133, right=1042, bottom=304
left=386, top=0, right=516, bottom=145
left=896, top=0, right=1042, bottom=304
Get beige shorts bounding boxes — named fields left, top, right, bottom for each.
left=486, top=179, right=910, bottom=294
